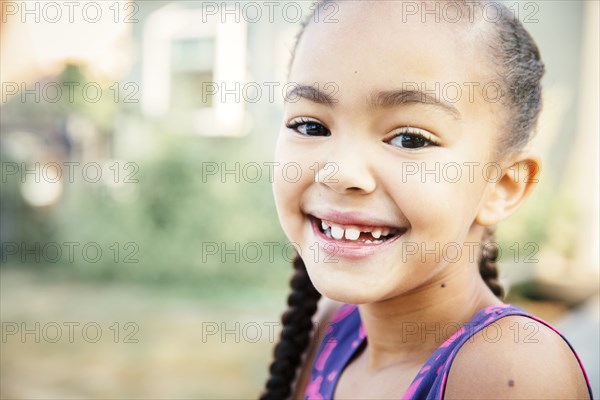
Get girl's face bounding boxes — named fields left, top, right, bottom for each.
left=273, top=2, right=507, bottom=303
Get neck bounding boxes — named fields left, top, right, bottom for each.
left=357, top=260, right=501, bottom=371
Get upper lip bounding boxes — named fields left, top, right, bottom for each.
left=306, top=208, right=406, bottom=229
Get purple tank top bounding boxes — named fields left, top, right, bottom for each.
left=304, top=303, right=593, bottom=399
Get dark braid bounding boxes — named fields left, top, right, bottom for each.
left=479, top=226, right=504, bottom=298
left=260, top=254, right=321, bottom=400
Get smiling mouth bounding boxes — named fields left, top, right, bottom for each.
left=308, top=215, right=407, bottom=245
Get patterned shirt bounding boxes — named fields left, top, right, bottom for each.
left=304, top=303, right=593, bottom=399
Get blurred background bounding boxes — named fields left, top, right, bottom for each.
left=0, top=0, right=598, bottom=398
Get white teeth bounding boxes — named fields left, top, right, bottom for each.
left=344, top=228, right=360, bottom=240
left=318, top=217, right=398, bottom=243
left=330, top=225, right=344, bottom=240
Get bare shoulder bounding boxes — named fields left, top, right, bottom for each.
left=292, top=296, right=345, bottom=400
left=444, top=315, right=590, bottom=400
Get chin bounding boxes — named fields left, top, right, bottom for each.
left=315, top=286, right=378, bottom=305
left=302, top=261, right=396, bottom=305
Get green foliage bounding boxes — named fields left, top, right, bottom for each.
left=1, top=64, right=291, bottom=301
left=46, top=137, right=290, bottom=292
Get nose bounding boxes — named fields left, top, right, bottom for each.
left=315, top=143, right=377, bottom=195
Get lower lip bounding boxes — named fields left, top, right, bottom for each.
left=309, top=216, right=405, bottom=260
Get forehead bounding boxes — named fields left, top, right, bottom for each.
left=289, top=1, right=492, bottom=103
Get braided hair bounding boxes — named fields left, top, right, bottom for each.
left=261, top=1, right=544, bottom=398
left=480, top=226, right=504, bottom=298
left=260, top=255, right=320, bottom=400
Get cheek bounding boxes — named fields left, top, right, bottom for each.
left=383, top=160, right=488, bottom=240
left=272, top=134, right=315, bottom=243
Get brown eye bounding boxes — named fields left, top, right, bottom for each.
left=286, top=119, right=331, bottom=137
left=390, top=133, right=429, bottom=149
left=386, top=128, right=439, bottom=149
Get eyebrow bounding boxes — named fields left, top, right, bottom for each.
left=286, top=84, right=337, bottom=105
left=285, top=84, right=461, bottom=119
left=371, top=89, right=461, bottom=119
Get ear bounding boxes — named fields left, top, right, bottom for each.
left=475, top=151, right=541, bottom=227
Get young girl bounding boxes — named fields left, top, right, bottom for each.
left=261, top=1, right=593, bottom=399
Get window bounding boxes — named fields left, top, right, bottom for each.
left=141, top=3, right=248, bottom=136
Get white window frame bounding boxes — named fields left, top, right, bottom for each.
left=141, top=3, right=248, bottom=136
